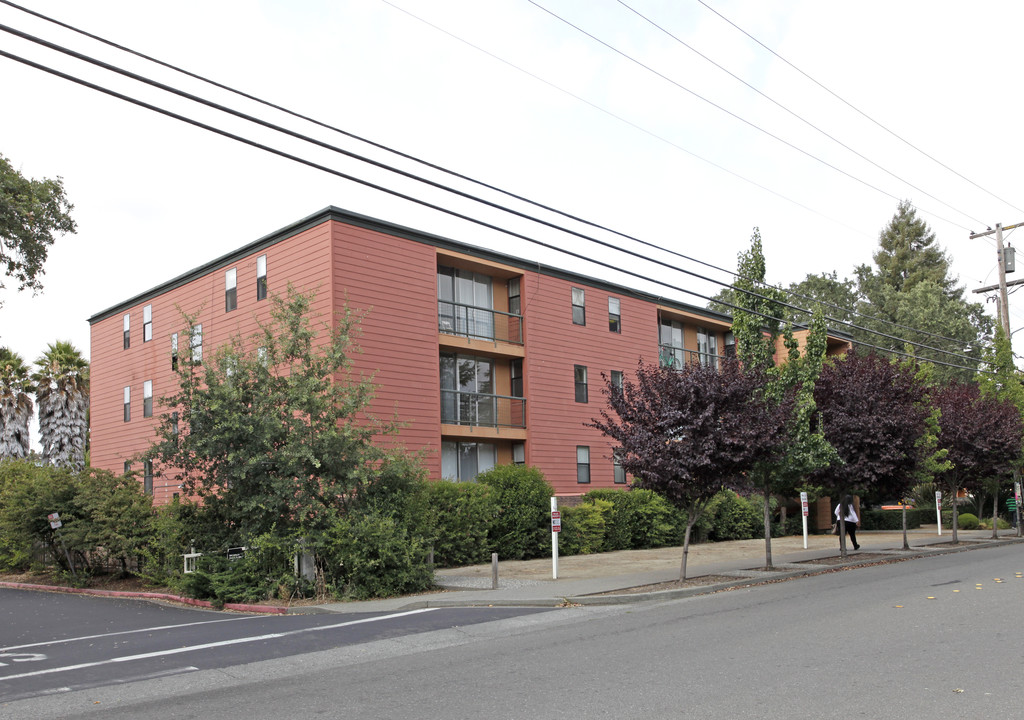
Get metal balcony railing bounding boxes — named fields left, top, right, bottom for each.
left=441, top=390, right=526, bottom=429
left=659, top=346, right=731, bottom=370
left=438, top=301, right=524, bottom=345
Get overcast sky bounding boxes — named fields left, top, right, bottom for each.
left=3, top=0, right=1023, bottom=370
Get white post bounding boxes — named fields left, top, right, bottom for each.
left=800, top=492, right=809, bottom=550
left=936, top=490, right=943, bottom=536
left=551, top=496, right=559, bottom=580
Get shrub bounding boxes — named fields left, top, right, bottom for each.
left=583, top=489, right=676, bottom=550
left=560, top=498, right=611, bottom=555
left=0, top=460, right=78, bottom=571
left=860, top=509, right=925, bottom=531
left=956, top=513, right=979, bottom=530
left=477, top=465, right=553, bottom=560
left=323, top=513, right=433, bottom=600
left=419, top=481, right=496, bottom=567
left=705, top=490, right=762, bottom=541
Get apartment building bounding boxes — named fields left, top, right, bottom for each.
left=88, top=206, right=849, bottom=504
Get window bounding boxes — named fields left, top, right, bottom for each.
left=171, top=333, right=178, bottom=371
left=123, top=460, right=131, bottom=475
left=614, top=456, right=626, bottom=484
left=577, top=446, right=591, bottom=484
left=697, top=328, right=718, bottom=367
left=225, top=268, right=237, bottom=312
left=441, top=353, right=495, bottom=426
left=143, top=380, right=153, bottom=418
left=611, top=370, right=623, bottom=390
left=256, top=254, right=267, bottom=301
left=123, top=314, right=130, bottom=350
left=574, top=365, right=588, bottom=403
left=123, top=386, right=131, bottom=422
left=724, top=332, right=736, bottom=358
left=143, top=305, right=153, bottom=342
left=510, top=359, right=523, bottom=398
left=441, top=441, right=497, bottom=482
left=609, top=297, right=621, bottom=333
left=571, top=287, right=586, bottom=325
left=171, top=411, right=179, bottom=436
left=659, top=318, right=685, bottom=368
left=191, top=324, right=203, bottom=363
left=508, top=277, right=521, bottom=316
left=512, top=442, right=526, bottom=465
left=437, top=266, right=494, bottom=339
left=143, top=460, right=153, bottom=495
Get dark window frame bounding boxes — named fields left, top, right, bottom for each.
left=608, top=297, right=621, bottom=333
left=225, top=268, right=237, bottom=313
left=123, top=313, right=130, bottom=350
left=143, top=380, right=153, bottom=418
left=171, top=333, right=178, bottom=371
left=576, top=446, right=591, bottom=484
left=574, top=365, right=588, bottom=403
left=143, top=460, right=153, bottom=495
left=571, top=287, right=586, bottom=326
left=611, top=369, right=623, bottom=390
left=123, top=386, right=130, bottom=422
left=257, top=254, right=268, bottom=301
left=143, top=304, right=153, bottom=343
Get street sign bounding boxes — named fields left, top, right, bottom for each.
left=47, top=512, right=62, bottom=530
left=800, top=492, right=809, bottom=517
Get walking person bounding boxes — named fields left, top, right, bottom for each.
left=835, top=495, right=860, bottom=550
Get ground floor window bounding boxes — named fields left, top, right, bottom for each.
left=442, top=441, right=497, bottom=482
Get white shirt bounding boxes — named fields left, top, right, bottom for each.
left=835, top=505, right=858, bottom=523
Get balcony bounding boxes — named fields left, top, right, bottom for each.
left=438, top=301, right=523, bottom=345
left=441, top=390, right=526, bottom=429
left=659, top=346, right=731, bottom=369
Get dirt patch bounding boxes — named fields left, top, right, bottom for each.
left=595, top=574, right=739, bottom=596
left=0, top=570, right=167, bottom=593
left=799, top=553, right=890, bottom=565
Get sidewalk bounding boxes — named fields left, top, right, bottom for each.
left=310, top=526, right=1024, bottom=614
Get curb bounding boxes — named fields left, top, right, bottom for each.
left=0, top=581, right=288, bottom=615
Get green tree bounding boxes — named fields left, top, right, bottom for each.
left=148, top=286, right=421, bottom=588
left=0, top=348, right=33, bottom=459
left=33, top=341, right=89, bottom=472
left=0, top=154, right=76, bottom=301
left=782, top=271, right=859, bottom=326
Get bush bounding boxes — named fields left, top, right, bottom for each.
left=324, top=513, right=433, bottom=600
left=477, top=465, right=553, bottom=560
left=583, top=489, right=676, bottom=550
left=956, top=513, right=979, bottom=530
left=419, top=481, right=497, bottom=567
left=978, top=517, right=1010, bottom=530
left=860, top=509, right=924, bottom=531
left=560, top=498, right=611, bottom=555
left=0, top=460, right=77, bottom=571
left=705, top=490, right=762, bottom=541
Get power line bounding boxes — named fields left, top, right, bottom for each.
left=0, top=47, right=990, bottom=375
left=695, top=0, right=1024, bottom=217
left=525, top=0, right=972, bottom=232
left=6, top=0, right=973, bottom=353
left=614, top=0, right=986, bottom=228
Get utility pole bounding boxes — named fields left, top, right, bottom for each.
left=970, top=222, right=1020, bottom=344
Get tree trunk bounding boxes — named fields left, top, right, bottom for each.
left=992, top=491, right=1000, bottom=540
left=680, top=510, right=695, bottom=580
left=763, top=490, right=773, bottom=570
left=951, top=489, right=959, bottom=545
left=902, top=503, right=909, bottom=550
left=838, top=505, right=847, bottom=558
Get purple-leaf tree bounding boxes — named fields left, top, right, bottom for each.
left=813, top=351, right=930, bottom=556
left=932, top=381, right=1024, bottom=544
left=590, top=359, right=791, bottom=579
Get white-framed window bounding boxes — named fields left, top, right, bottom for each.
left=123, top=386, right=131, bottom=422
left=611, top=369, right=623, bottom=390
left=577, top=446, right=591, bottom=484
left=697, top=328, right=718, bottom=367
left=441, top=441, right=497, bottom=482
left=225, top=268, right=237, bottom=312
left=256, top=254, right=267, bottom=301
left=609, top=297, right=621, bottom=333
left=143, top=305, right=153, bottom=342
left=123, top=314, right=131, bottom=350
left=659, top=318, right=685, bottom=368
left=614, top=457, right=626, bottom=484
left=171, top=333, right=178, bottom=371
left=574, top=365, right=588, bottom=403
left=191, top=324, right=203, bottom=363
left=143, top=380, right=153, bottom=418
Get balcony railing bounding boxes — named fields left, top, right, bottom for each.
left=659, top=346, right=732, bottom=369
left=438, top=301, right=524, bottom=345
left=441, top=390, right=526, bottom=429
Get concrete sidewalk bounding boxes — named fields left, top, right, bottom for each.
left=310, top=526, right=1024, bottom=614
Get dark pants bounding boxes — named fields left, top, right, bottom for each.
left=842, top=522, right=859, bottom=549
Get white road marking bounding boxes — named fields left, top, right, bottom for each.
left=0, top=608, right=438, bottom=682
left=0, top=615, right=264, bottom=652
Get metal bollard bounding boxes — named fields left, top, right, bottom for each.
left=491, top=552, right=499, bottom=589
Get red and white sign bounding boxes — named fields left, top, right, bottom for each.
left=800, top=492, right=809, bottom=518
left=551, top=511, right=561, bottom=533
left=48, top=512, right=62, bottom=530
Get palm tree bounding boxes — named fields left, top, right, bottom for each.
left=0, top=347, right=34, bottom=459
left=34, top=341, right=89, bottom=472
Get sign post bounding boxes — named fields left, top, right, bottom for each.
left=800, top=492, right=809, bottom=549
left=1015, top=481, right=1022, bottom=538
left=935, top=490, right=943, bottom=536
left=47, top=512, right=76, bottom=578
left=550, top=497, right=560, bottom=580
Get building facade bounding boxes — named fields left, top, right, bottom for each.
left=88, top=207, right=849, bottom=503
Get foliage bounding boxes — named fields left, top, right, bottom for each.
left=419, top=480, right=496, bottom=567
left=0, top=460, right=75, bottom=570
left=0, top=153, right=76, bottom=300
left=559, top=498, right=611, bottom=555
left=956, top=513, right=979, bottom=530
left=323, top=513, right=433, bottom=600
left=932, top=381, right=1024, bottom=542
left=704, top=490, right=763, bottom=541
left=476, top=465, right=553, bottom=561
left=0, top=348, right=33, bottom=459
left=590, top=357, right=791, bottom=578
left=583, top=488, right=676, bottom=550
left=859, top=509, right=925, bottom=531
left=782, top=271, right=859, bottom=326
left=33, top=340, right=89, bottom=472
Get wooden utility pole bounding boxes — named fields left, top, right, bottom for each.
left=970, top=222, right=1021, bottom=345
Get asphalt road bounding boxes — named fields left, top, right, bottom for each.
left=5, top=544, right=1024, bottom=719
left=0, top=589, right=551, bottom=705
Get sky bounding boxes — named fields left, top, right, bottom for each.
left=3, top=0, right=1024, bottom=373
